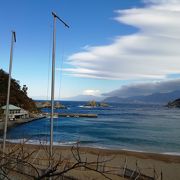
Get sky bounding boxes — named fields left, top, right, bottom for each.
left=1, top=0, right=180, bottom=100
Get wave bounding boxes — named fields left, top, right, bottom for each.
left=78, top=105, right=84, bottom=108
left=78, top=140, right=98, bottom=144
left=162, top=152, right=180, bottom=156
left=3, top=138, right=99, bottom=146
left=2, top=138, right=180, bottom=156
left=3, top=138, right=85, bottom=146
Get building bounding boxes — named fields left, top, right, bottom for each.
left=1, top=104, right=29, bottom=121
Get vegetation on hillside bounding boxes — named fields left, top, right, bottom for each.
left=0, top=69, right=37, bottom=112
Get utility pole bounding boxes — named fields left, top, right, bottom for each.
left=50, top=12, right=69, bottom=158
left=2, top=31, right=16, bottom=153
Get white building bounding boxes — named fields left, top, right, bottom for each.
left=1, top=104, right=29, bottom=121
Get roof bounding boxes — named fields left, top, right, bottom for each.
left=1, top=104, right=21, bottom=110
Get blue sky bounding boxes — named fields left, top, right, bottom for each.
left=1, top=0, right=180, bottom=99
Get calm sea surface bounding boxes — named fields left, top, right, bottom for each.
left=5, top=101, right=180, bottom=154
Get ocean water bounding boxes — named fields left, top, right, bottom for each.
left=4, top=101, right=180, bottom=154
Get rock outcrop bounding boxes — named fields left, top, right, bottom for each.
left=84, top=101, right=109, bottom=107
left=166, top=99, right=180, bottom=108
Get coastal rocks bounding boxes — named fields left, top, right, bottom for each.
left=54, top=102, right=67, bottom=109
left=99, top=103, right=109, bottom=107
left=85, top=101, right=97, bottom=107
left=35, top=101, right=50, bottom=109
left=84, top=101, right=109, bottom=108
left=166, top=99, right=180, bottom=108
left=35, top=101, right=67, bottom=109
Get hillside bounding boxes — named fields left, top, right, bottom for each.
left=0, top=69, right=37, bottom=112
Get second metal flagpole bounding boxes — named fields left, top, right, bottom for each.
left=2, top=31, right=16, bottom=154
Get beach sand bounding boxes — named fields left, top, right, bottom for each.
left=3, top=143, right=180, bottom=180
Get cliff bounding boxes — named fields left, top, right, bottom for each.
left=0, top=69, right=37, bottom=112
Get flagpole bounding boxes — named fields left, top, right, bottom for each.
left=2, top=31, right=16, bottom=153
left=50, top=12, right=69, bottom=157
left=50, top=14, right=56, bottom=157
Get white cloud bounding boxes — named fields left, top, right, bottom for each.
left=65, top=1, right=180, bottom=80
left=143, top=0, right=180, bottom=4
left=83, top=89, right=100, bottom=96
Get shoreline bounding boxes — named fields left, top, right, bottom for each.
left=4, top=138, right=180, bottom=158
left=4, top=141, right=180, bottom=163
left=3, top=142, right=180, bottom=179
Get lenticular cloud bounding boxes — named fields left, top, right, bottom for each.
left=64, top=1, right=180, bottom=80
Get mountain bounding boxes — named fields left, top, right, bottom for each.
left=62, top=95, right=104, bottom=102
left=0, top=69, right=37, bottom=112
left=104, top=90, right=180, bottom=104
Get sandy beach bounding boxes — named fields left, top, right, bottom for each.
left=52, top=145, right=180, bottom=180
left=3, top=142, right=180, bottom=180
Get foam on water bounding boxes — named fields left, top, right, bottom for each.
left=4, top=138, right=78, bottom=146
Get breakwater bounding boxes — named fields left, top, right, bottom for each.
left=0, top=116, right=46, bottom=134
left=43, top=113, right=98, bottom=118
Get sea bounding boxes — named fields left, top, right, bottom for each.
left=4, top=101, right=180, bottom=155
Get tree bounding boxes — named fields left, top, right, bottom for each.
left=0, top=108, right=4, bottom=119
left=22, top=85, right=28, bottom=95
left=0, top=69, right=37, bottom=112
left=0, top=142, right=114, bottom=180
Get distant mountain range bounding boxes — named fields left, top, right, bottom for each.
left=62, top=90, right=180, bottom=104
left=62, top=95, right=104, bottom=102
left=103, top=90, right=180, bottom=104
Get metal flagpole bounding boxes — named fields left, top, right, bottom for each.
left=50, top=12, right=69, bottom=158
left=2, top=31, right=16, bottom=153
left=50, top=13, right=56, bottom=158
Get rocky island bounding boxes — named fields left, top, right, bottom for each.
left=35, top=101, right=67, bottom=109
left=84, top=101, right=109, bottom=107
left=166, top=98, right=180, bottom=108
